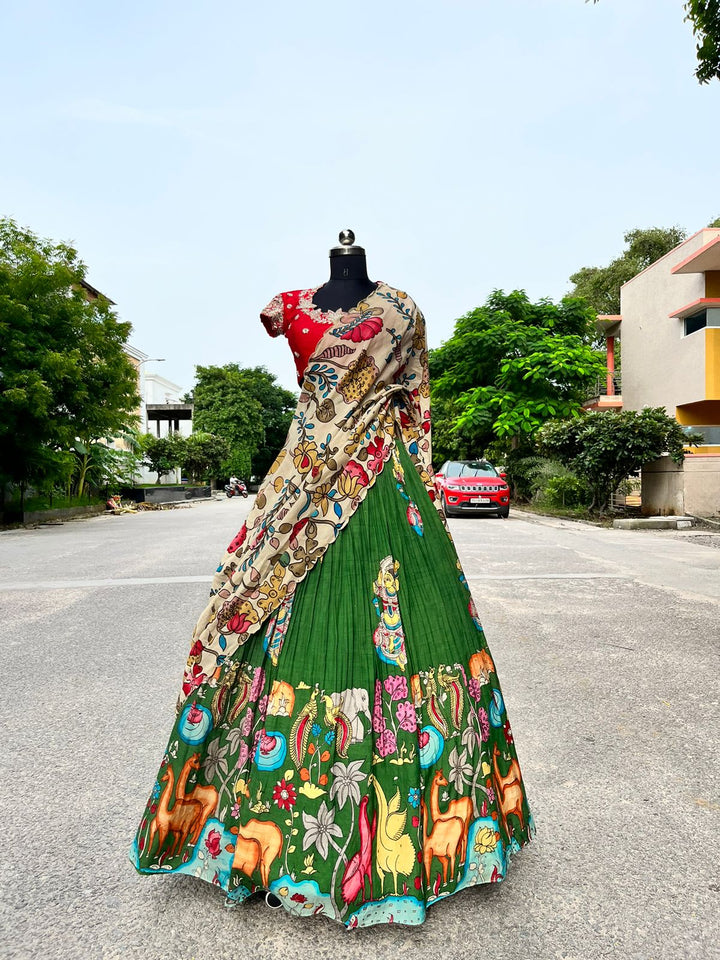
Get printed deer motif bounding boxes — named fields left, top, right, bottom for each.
left=420, top=797, right=464, bottom=886
left=429, top=769, right=474, bottom=863
left=491, top=743, right=525, bottom=836
left=175, top=753, right=219, bottom=844
left=148, top=766, right=203, bottom=860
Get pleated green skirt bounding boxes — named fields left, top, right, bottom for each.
left=131, top=441, right=534, bottom=928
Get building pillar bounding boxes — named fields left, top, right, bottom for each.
left=606, top=336, right=615, bottom=395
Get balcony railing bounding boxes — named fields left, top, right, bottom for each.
left=586, top=371, right=621, bottom=399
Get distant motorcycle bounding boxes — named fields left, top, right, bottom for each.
left=224, top=480, right=248, bottom=499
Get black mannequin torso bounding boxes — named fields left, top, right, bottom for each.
left=311, top=252, right=377, bottom=312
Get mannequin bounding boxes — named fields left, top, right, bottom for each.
left=311, top=229, right=378, bottom=312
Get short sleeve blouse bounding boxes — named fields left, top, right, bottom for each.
left=260, top=289, right=337, bottom=385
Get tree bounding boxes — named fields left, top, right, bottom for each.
left=430, top=290, right=605, bottom=462
left=589, top=2, right=720, bottom=83
left=685, top=0, right=720, bottom=82
left=181, top=432, right=229, bottom=483
left=191, top=364, right=295, bottom=478
left=538, top=407, right=702, bottom=512
left=0, top=218, right=139, bottom=506
left=142, top=433, right=186, bottom=484
left=569, top=226, right=687, bottom=315
left=235, top=367, right=296, bottom=478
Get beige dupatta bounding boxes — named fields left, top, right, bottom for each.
left=180, top=283, right=436, bottom=703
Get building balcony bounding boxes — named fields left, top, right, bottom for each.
left=584, top=372, right=623, bottom=410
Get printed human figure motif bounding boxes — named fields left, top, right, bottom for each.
left=372, top=556, right=408, bottom=672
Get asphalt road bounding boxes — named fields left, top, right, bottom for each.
left=1, top=500, right=719, bottom=960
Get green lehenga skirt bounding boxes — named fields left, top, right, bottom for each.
left=131, top=441, right=534, bottom=928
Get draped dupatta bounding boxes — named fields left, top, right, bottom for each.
left=180, top=284, right=437, bottom=704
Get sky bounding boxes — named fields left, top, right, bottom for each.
left=2, top=0, right=719, bottom=392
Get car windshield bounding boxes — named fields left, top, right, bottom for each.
left=444, top=461, right=499, bottom=478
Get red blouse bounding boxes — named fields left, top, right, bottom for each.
left=261, top=288, right=339, bottom=385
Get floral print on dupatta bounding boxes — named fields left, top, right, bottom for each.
left=180, top=284, right=436, bottom=707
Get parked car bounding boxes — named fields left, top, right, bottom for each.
left=434, top=459, right=510, bottom=518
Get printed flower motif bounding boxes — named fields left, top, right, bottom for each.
left=257, top=695, right=269, bottom=719
left=302, top=801, right=343, bottom=860
left=372, top=679, right=386, bottom=733
left=272, top=778, right=297, bottom=811
left=235, top=742, right=250, bottom=769
left=311, top=483, right=333, bottom=515
left=346, top=460, right=369, bottom=486
left=486, top=785, right=495, bottom=803
left=292, top=439, right=319, bottom=475
left=223, top=598, right=259, bottom=635
left=230, top=802, right=241, bottom=818
left=407, top=787, right=421, bottom=808
left=205, top=829, right=222, bottom=859
left=249, top=667, right=266, bottom=702
left=396, top=700, right=418, bottom=732
left=474, top=826, right=498, bottom=855
left=337, top=462, right=368, bottom=499
left=241, top=708, right=254, bottom=737
left=365, top=436, right=387, bottom=472
left=329, top=759, right=366, bottom=809
left=468, top=678, right=483, bottom=702
left=384, top=675, right=408, bottom=702
left=448, top=746, right=473, bottom=792
left=151, top=781, right=161, bottom=801
left=324, top=730, right=336, bottom=745
left=478, top=707, right=490, bottom=742
left=376, top=728, right=397, bottom=758
left=311, top=723, right=322, bottom=737
left=201, top=738, right=229, bottom=781
left=503, top=719, right=514, bottom=745
left=339, top=314, right=383, bottom=343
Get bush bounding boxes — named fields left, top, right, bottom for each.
left=541, top=474, right=593, bottom=508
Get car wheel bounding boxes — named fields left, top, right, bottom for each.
left=442, top=494, right=457, bottom=518
left=497, top=506, right=509, bottom=519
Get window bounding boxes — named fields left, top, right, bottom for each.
left=684, top=310, right=707, bottom=336
left=682, top=425, right=720, bottom=444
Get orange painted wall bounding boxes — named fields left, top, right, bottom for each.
left=676, top=400, right=720, bottom=424
left=706, top=328, right=720, bottom=400
left=705, top=271, right=720, bottom=297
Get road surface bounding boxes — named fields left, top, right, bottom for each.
left=2, top=501, right=718, bottom=960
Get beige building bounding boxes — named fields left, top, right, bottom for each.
left=619, top=227, right=720, bottom=516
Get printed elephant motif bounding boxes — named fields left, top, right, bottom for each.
left=331, top=687, right=371, bottom=743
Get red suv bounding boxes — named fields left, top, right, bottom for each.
left=434, top=459, right=510, bottom=518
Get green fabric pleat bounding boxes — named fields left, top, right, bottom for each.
left=131, top=441, right=534, bottom=929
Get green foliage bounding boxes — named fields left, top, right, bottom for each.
left=569, top=226, right=686, bottom=315
left=502, top=454, right=590, bottom=506
left=191, top=364, right=295, bottom=478
left=430, top=290, right=603, bottom=462
left=142, top=433, right=186, bottom=483
left=685, top=0, right=720, bottom=83
left=182, top=432, right=229, bottom=482
left=538, top=408, right=703, bottom=512
left=542, top=473, right=593, bottom=508
left=71, top=427, right=144, bottom=495
left=0, top=217, right=139, bottom=505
